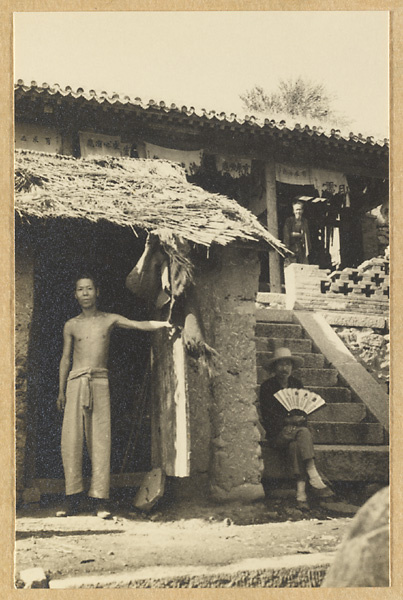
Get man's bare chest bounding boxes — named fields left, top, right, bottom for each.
left=73, top=317, right=111, bottom=344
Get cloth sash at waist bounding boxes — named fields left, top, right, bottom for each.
left=68, top=368, right=109, bottom=411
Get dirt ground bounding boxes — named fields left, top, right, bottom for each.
left=15, top=484, right=370, bottom=587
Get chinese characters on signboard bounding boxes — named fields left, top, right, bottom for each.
left=15, top=122, right=62, bottom=154
left=79, top=132, right=129, bottom=158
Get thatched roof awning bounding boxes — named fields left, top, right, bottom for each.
left=14, top=150, right=290, bottom=256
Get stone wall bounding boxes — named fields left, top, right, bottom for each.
left=333, top=327, right=389, bottom=393
left=284, top=256, right=389, bottom=317
left=190, top=246, right=264, bottom=502
left=15, top=247, right=35, bottom=497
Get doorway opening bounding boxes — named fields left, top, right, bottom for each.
left=26, top=220, right=153, bottom=485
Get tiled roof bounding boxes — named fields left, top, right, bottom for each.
left=15, top=80, right=389, bottom=151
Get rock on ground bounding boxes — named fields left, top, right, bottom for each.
left=322, top=486, right=389, bottom=587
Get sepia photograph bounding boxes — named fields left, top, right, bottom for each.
left=13, top=10, right=390, bottom=589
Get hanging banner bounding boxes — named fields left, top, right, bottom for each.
left=216, top=155, right=252, bottom=178
left=144, top=142, right=203, bottom=175
left=79, top=131, right=129, bottom=158
left=311, top=168, right=349, bottom=198
left=275, top=163, right=312, bottom=186
left=15, top=122, right=62, bottom=154
left=276, top=163, right=349, bottom=200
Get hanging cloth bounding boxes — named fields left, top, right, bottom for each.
left=144, top=142, right=203, bottom=175
left=215, top=155, right=252, bottom=178
left=79, top=131, right=124, bottom=158
left=275, top=163, right=349, bottom=199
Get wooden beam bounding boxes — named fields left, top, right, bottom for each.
left=264, top=160, right=282, bottom=293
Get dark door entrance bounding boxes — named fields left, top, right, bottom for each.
left=27, top=221, right=152, bottom=483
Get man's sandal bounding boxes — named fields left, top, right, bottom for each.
left=92, top=499, right=112, bottom=519
left=56, top=494, right=81, bottom=517
left=309, top=485, right=335, bottom=499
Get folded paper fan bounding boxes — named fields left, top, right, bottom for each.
left=273, top=388, right=326, bottom=414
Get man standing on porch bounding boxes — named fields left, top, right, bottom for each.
left=56, top=274, right=173, bottom=518
left=283, top=200, right=311, bottom=264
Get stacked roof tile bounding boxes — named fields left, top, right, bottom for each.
left=15, top=80, right=389, bottom=151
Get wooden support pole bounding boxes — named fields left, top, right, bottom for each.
left=264, top=160, right=282, bottom=293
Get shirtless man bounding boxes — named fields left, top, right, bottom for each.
left=56, top=274, right=172, bottom=517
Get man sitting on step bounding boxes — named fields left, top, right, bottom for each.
left=259, top=347, right=334, bottom=509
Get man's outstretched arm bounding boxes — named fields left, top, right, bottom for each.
left=113, top=315, right=173, bottom=331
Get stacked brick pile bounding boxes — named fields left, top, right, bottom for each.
left=285, top=254, right=389, bottom=316
left=322, top=256, right=389, bottom=314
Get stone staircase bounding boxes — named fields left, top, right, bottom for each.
left=256, top=307, right=389, bottom=484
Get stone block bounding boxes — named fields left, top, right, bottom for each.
left=323, top=312, right=386, bottom=329
left=308, top=403, right=366, bottom=423
left=307, top=386, right=352, bottom=403
left=314, top=445, right=389, bottom=482
left=295, top=368, right=338, bottom=387
left=262, top=442, right=387, bottom=483
left=255, top=337, right=312, bottom=353
left=257, top=351, right=324, bottom=369
left=255, top=323, right=302, bottom=339
left=310, top=422, right=385, bottom=445
left=322, top=486, right=389, bottom=587
left=326, top=301, right=349, bottom=311
left=259, top=366, right=337, bottom=385
left=256, top=292, right=286, bottom=307
left=255, top=309, right=294, bottom=323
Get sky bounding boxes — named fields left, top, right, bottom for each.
left=14, top=11, right=389, bottom=138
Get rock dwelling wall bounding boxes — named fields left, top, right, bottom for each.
left=186, top=246, right=264, bottom=502
left=15, top=246, right=34, bottom=500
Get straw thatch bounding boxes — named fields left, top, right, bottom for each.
left=14, top=150, right=290, bottom=256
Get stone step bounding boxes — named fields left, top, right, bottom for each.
left=314, top=445, right=389, bottom=483
left=295, top=368, right=338, bottom=387
left=257, top=351, right=325, bottom=369
left=255, top=309, right=295, bottom=323
left=261, top=443, right=389, bottom=482
left=255, top=323, right=303, bottom=339
left=308, top=403, right=366, bottom=423
left=256, top=292, right=286, bottom=307
left=307, top=386, right=352, bottom=403
left=257, top=367, right=338, bottom=387
left=309, top=422, right=385, bottom=445
left=255, top=337, right=312, bottom=353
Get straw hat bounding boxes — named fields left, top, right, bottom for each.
left=262, top=347, right=304, bottom=370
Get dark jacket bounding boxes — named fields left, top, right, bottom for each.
left=259, top=375, right=304, bottom=441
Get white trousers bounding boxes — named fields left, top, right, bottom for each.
left=61, top=371, right=111, bottom=498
